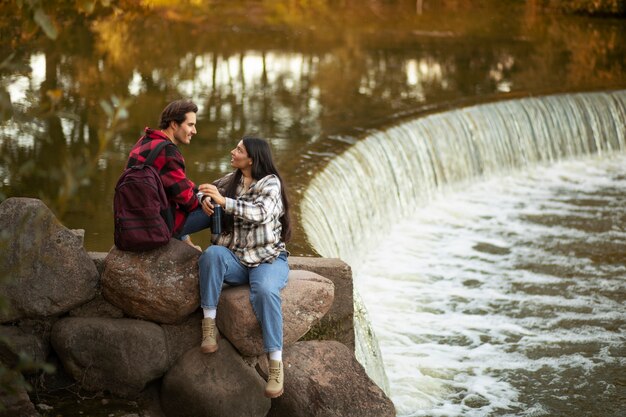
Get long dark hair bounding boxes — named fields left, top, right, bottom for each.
left=222, top=136, right=292, bottom=242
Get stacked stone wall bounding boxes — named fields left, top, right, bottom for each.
left=0, top=198, right=395, bottom=417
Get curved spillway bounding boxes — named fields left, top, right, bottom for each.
left=300, top=90, right=626, bottom=415
left=302, top=90, right=626, bottom=264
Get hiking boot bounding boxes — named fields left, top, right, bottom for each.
left=265, top=359, right=284, bottom=398
left=201, top=317, right=218, bottom=353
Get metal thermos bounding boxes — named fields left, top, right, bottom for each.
left=211, top=204, right=222, bottom=234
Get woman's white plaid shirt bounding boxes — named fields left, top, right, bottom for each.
left=213, top=174, right=286, bottom=267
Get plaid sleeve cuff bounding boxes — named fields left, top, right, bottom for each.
left=224, top=197, right=236, bottom=213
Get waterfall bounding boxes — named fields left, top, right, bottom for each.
left=300, top=90, right=626, bottom=393
left=302, top=90, right=626, bottom=263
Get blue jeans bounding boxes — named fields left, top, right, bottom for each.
left=175, top=207, right=212, bottom=240
left=198, top=246, right=289, bottom=353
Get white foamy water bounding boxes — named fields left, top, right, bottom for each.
left=354, top=155, right=626, bottom=416
left=301, top=90, right=626, bottom=416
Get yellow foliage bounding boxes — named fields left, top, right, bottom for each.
left=91, top=14, right=138, bottom=71
left=140, top=0, right=205, bottom=7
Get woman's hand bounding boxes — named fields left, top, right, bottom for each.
left=203, top=184, right=227, bottom=207
left=197, top=183, right=211, bottom=194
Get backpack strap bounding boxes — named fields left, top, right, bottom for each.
left=143, top=140, right=172, bottom=167
left=143, top=139, right=175, bottom=232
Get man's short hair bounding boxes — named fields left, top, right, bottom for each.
left=158, top=100, right=198, bottom=129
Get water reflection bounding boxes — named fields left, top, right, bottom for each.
left=1, top=0, right=625, bottom=253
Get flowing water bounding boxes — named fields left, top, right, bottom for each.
left=301, top=91, right=626, bottom=416
left=357, top=157, right=626, bottom=416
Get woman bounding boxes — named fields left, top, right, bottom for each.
left=196, top=136, right=291, bottom=399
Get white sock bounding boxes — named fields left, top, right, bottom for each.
left=203, top=308, right=216, bottom=319
left=269, top=350, right=282, bottom=362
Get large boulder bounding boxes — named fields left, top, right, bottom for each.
left=68, top=294, right=124, bottom=319
left=161, top=311, right=203, bottom=368
left=50, top=317, right=169, bottom=398
left=161, top=341, right=270, bottom=417
left=217, top=270, right=334, bottom=356
left=288, top=257, right=354, bottom=349
left=0, top=320, right=52, bottom=369
left=101, top=240, right=200, bottom=324
left=0, top=198, right=99, bottom=323
left=268, top=341, right=396, bottom=417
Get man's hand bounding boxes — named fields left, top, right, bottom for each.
left=200, top=197, right=214, bottom=216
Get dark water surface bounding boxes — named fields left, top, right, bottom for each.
left=1, top=0, right=625, bottom=254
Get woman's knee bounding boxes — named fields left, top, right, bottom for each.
left=250, top=281, right=281, bottom=304
left=200, top=245, right=229, bottom=263
left=199, top=247, right=225, bottom=276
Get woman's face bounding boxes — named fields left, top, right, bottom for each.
left=231, top=140, right=252, bottom=171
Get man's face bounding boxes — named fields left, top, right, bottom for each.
left=172, top=112, right=197, bottom=145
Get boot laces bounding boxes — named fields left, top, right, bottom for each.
left=269, top=364, right=281, bottom=383
left=202, top=321, right=216, bottom=340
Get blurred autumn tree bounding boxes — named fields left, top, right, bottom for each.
left=0, top=0, right=131, bottom=412
left=546, top=0, right=626, bottom=15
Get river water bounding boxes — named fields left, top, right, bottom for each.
left=301, top=91, right=626, bottom=416
left=356, top=156, right=626, bottom=416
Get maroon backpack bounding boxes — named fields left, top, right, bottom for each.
left=113, top=140, right=174, bottom=251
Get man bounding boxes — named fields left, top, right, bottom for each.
left=126, top=99, right=209, bottom=247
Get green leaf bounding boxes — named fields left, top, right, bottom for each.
left=118, top=107, right=129, bottom=120
left=0, top=52, right=16, bottom=70
left=33, top=7, right=58, bottom=40
left=100, top=99, right=113, bottom=117
left=41, top=363, right=56, bottom=374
